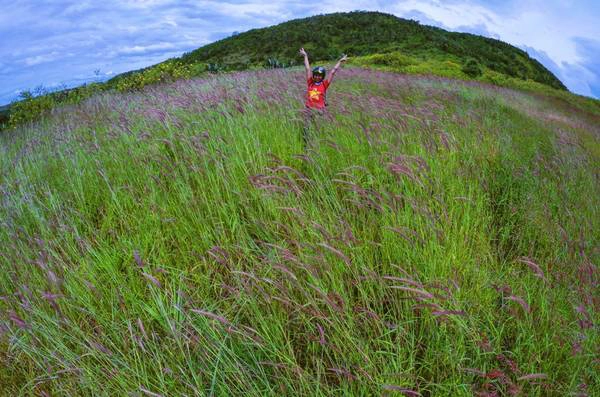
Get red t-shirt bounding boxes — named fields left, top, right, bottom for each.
left=305, top=77, right=330, bottom=109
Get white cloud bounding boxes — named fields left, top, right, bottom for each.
left=391, top=0, right=499, bottom=28
left=163, top=17, right=178, bottom=27
left=23, top=51, right=62, bottom=66
left=120, top=0, right=174, bottom=9
left=559, top=61, right=597, bottom=97
left=380, top=0, right=600, bottom=97
left=195, top=1, right=293, bottom=19
left=116, top=42, right=176, bottom=55
left=63, top=1, right=95, bottom=15
left=387, top=0, right=596, bottom=66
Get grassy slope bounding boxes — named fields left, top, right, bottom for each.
left=0, top=68, right=598, bottom=396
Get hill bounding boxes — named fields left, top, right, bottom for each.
left=0, top=68, right=598, bottom=395
left=171, top=11, right=565, bottom=90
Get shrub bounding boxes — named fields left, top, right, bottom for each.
left=207, top=63, right=224, bottom=73
left=6, top=89, right=56, bottom=129
left=404, top=60, right=466, bottom=79
left=462, top=58, right=482, bottom=77
left=265, top=58, right=286, bottom=69
left=352, top=51, right=417, bottom=68
left=114, top=60, right=193, bottom=91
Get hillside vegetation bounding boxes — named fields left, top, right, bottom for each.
left=5, top=11, right=593, bottom=131
left=175, top=11, right=565, bottom=89
left=1, top=68, right=598, bottom=396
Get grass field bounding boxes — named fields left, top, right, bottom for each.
left=1, top=68, right=598, bottom=396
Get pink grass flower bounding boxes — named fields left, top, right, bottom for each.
left=381, top=385, right=422, bottom=396
left=389, top=286, right=434, bottom=300
left=133, top=250, right=145, bottom=268
left=9, top=311, right=29, bottom=329
left=506, top=295, right=530, bottom=313
left=139, top=386, right=164, bottom=397
left=316, top=323, right=326, bottom=346
left=190, top=308, right=232, bottom=327
left=518, top=257, right=547, bottom=282
left=142, top=273, right=162, bottom=288
left=517, top=373, right=548, bottom=381
left=317, top=242, right=351, bottom=265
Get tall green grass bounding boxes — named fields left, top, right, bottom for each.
left=1, top=68, right=598, bottom=396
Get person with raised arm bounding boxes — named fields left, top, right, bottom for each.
left=299, top=48, right=348, bottom=146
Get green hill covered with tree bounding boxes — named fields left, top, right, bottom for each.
left=174, top=11, right=565, bottom=90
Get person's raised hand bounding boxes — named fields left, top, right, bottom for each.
left=340, top=54, right=348, bottom=62
left=299, top=48, right=307, bottom=57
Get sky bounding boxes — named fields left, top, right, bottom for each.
left=1, top=0, right=599, bottom=105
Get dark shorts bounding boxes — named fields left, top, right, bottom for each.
left=304, top=105, right=326, bottom=115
